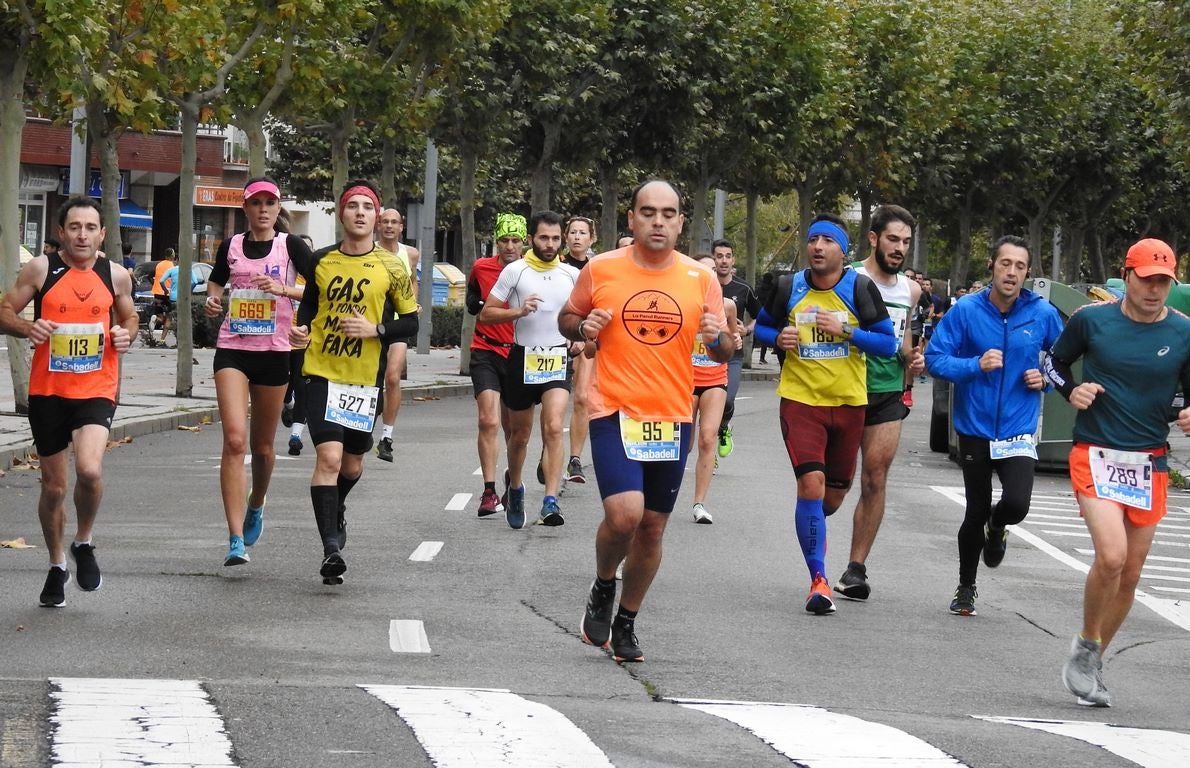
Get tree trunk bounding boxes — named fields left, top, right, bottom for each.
left=530, top=120, right=561, bottom=212
left=87, top=102, right=124, bottom=260
left=688, top=178, right=710, bottom=255
left=381, top=136, right=397, bottom=208
left=1062, top=226, right=1085, bottom=284
left=598, top=164, right=617, bottom=251
left=458, top=143, right=479, bottom=376
left=0, top=45, right=30, bottom=411
left=329, top=109, right=355, bottom=238
left=855, top=188, right=872, bottom=262
left=742, top=189, right=759, bottom=369
left=794, top=175, right=815, bottom=267
left=1088, top=226, right=1106, bottom=283
left=952, top=188, right=975, bottom=288
left=244, top=115, right=268, bottom=178
left=914, top=215, right=930, bottom=276
left=175, top=103, right=199, bottom=397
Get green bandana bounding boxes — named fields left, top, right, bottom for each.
left=494, top=212, right=527, bottom=241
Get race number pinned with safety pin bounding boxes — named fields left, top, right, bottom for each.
left=990, top=433, right=1038, bottom=461
left=523, top=346, right=567, bottom=384
left=228, top=289, right=277, bottom=335
left=48, top=323, right=104, bottom=373
left=691, top=336, right=717, bottom=368
left=619, top=413, right=679, bottom=462
left=795, top=309, right=849, bottom=360
left=325, top=381, right=379, bottom=432
left=1089, top=447, right=1153, bottom=510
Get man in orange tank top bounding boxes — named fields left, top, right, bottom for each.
left=0, top=197, right=137, bottom=608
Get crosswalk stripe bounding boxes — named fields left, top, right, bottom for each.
left=409, top=541, right=444, bottom=561
left=360, top=685, right=614, bottom=767
left=388, top=620, right=431, bottom=653
left=671, top=698, right=968, bottom=766
left=444, top=492, right=471, bottom=511
left=50, top=678, right=236, bottom=766
left=975, top=716, right=1190, bottom=768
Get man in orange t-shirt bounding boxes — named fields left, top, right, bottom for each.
left=560, top=180, right=731, bottom=663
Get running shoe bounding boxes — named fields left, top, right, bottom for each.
left=506, top=485, right=526, bottom=530
left=281, top=401, right=294, bottom=428
left=337, top=503, right=347, bottom=550
left=376, top=437, right=394, bottom=463
left=243, top=498, right=265, bottom=547
left=805, top=575, right=836, bottom=615
left=539, top=499, right=564, bottom=526
left=611, top=617, right=644, bottom=663
left=834, top=561, right=870, bottom=601
left=536, top=454, right=545, bottom=485
left=478, top=488, right=504, bottom=517
left=1078, top=664, right=1112, bottom=707
left=566, top=456, right=586, bottom=484
left=949, top=584, right=977, bottom=615
left=288, top=435, right=303, bottom=456
left=1063, top=635, right=1103, bottom=701
left=500, top=468, right=510, bottom=512
left=717, top=425, right=734, bottom=458
left=902, top=389, right=914, bottom=408
left=983, top=524, right=1008, bottom=568
left=692, top=503, right=713, bottom=524
left=70, top=542, right=102, bottom=591
left=320, top=550, right=346, bottom=585
left=580, top=580, right=615, bottom=648
left=39, top=568, right=70, bottom=607
left=224, top=535, right=249, bottom=567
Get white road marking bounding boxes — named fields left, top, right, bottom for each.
left=409, top=541, right=444, bottom=562
left=50, top=678, right=236, bottom=766
left=388, top=620, right=431, bottom=654
left=975, top=716, right=1190, bottom=768
left=361, top=685, right=614, bottom=767
left=932, top=486, right=1190, bottom=633
left=473, top=466, right=483, bottom=475
left=672, top=698, right=968, bottom=766
left=444, top=493, right=471, bottom=511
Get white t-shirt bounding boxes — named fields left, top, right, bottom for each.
left=488, top=259, right=579, bottom=348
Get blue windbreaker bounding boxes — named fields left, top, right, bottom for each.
left=925, top=288, right=1063, bottom=441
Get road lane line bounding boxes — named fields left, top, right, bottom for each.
left=50, top=678, right=236, bottom=767
left=444, top=493, right=471, bottom=511
left=409, top=541, right=444, bottom=562
left=388, top=620, right=431, bottom=653
left=672, top=698, right=968, bottom=766
left=974, top=716, right=1190, bottom=767
left=361, top=685, right=614, bottom=767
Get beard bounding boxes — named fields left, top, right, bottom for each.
left=873, top=244, right=903, bottom=276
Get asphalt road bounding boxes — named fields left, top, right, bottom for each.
left=2, top=379, right=1188, bottom=767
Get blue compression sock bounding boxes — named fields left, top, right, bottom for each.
left=795, top=497, right=826, bottom=580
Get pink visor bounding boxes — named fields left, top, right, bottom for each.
left=243, top=180, right=280, bottom=200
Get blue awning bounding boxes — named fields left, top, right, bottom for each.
left=119, top=199, right=153, bottom=230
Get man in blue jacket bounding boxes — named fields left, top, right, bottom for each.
left=925, top=236, right=1063, bottom=616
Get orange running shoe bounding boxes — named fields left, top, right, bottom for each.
left=805, top=575, right=836, bottom=615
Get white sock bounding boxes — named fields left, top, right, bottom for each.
left=73, top=539, right=92, bottom=547
left=382, top=424, right=394, bottom=440
left=291, top=423, right=304, bottom=438
left=51, top=562, right=67, bottom=571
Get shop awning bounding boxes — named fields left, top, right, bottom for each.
left=119, top=199, right=153, bottom=230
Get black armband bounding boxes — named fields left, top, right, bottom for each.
left=1042, top=352, right=1076, bottom=400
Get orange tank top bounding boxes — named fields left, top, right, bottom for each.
left=30, top=255, right=118, bottom=401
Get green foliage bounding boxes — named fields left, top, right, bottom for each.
left=430, top=304, right=464, bottom=348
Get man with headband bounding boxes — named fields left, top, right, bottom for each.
left=754, top=212, right=897, bottom=615
left=290, top=180, right=418, bottom=585
left=467, top=213, right=525, bottom=519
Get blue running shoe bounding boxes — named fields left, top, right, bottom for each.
left=507, top=485, right=526, bottom=530
left=243, top=498, right=265, bottom=546
left=539, top=498, right=564, bottom=526
left=224, top=535, right=249, bottom=566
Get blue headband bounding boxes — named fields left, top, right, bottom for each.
left=807, top=220, right=849, bottom=255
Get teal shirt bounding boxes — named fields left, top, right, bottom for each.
left=1052, top=302, right=1190, bottom=450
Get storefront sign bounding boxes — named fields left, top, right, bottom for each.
left=194, top=185, right=243, bottom=208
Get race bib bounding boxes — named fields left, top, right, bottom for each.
left=691, top=337, right=718, bottom=368
left=887, top=306, right=909, bottom=343
left=523, top=346, right=567, bottom=384
left=228, top=289, right=277, bottom=335
left=1089, top=447, right=1153, bottom=511
left=796, top=310, right=849, bottom=360
left=48, top=323, right=104, bottom=373
left=619, top=413, right=679, bottom=462
left=990, top=433, right=1038, bottom=461
left=324, top=381, right=379, bottom=433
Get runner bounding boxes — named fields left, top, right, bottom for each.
left=478, top=211, right=579, bottom=528
left=709, top=239, right=760, bottom=460
left=690, top=255, right=742, bottom=525
left=561, top=216, right=597, bottom=485
left=289, top=180, right=418, bottom=584
left=203, top=177, right=314, bottom=566
left=753, top=213, right=897, bottom=615
left=1045, top=238, right=1190, bottom=707
left=375, top=208, right=421, bottom=463
left=835, top=205, right=923, bottom=600
left=561, top=180, right=731, bottom=662
left=925, top=236, right=1062, bottom=616
left=283, top=234, right=314, bottom=457
left=0, top=196, right=137, bottom=607
left=466, top=213, right=524, bottom=518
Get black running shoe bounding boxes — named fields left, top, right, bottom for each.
left=39, top=568, right=70, bottom=607
left=376, top=437, right=394, bottom=463
left=983, top=524, right=1008, bottom=568
left=565, top=456, right=586, bottom=484
left=337, top=503, right=347, bottom=550
left=320, top=551, right=347, bottom=584
left=949, top=584, right=977, bottom=616
left=70, top=542, right=102, bottom=591
left=580, top=580, right=615, bottom=648
left=281, top=402, right=294, bottom=428
left=536, top=453, right=545, bottom=485
left=834, top=561, right=869, bottom=601
left=611, top=617, right=644, bottom=663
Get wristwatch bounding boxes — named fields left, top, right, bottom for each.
left=839, top=323, right=854, bottom=339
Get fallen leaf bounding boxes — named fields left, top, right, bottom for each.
left=10, top=454, right=39, bottom=470
left=200, top=415, right=213, bottom=425
left=16, top=625, right=24, bottom=631
left=0, top=537, right=35, bottom=549
left=177, top=425, right=202, bottom=432
left=413, top=396, right=441, bottom=401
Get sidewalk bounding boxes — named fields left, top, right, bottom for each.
left=0, top=339, right=782, bottom=470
